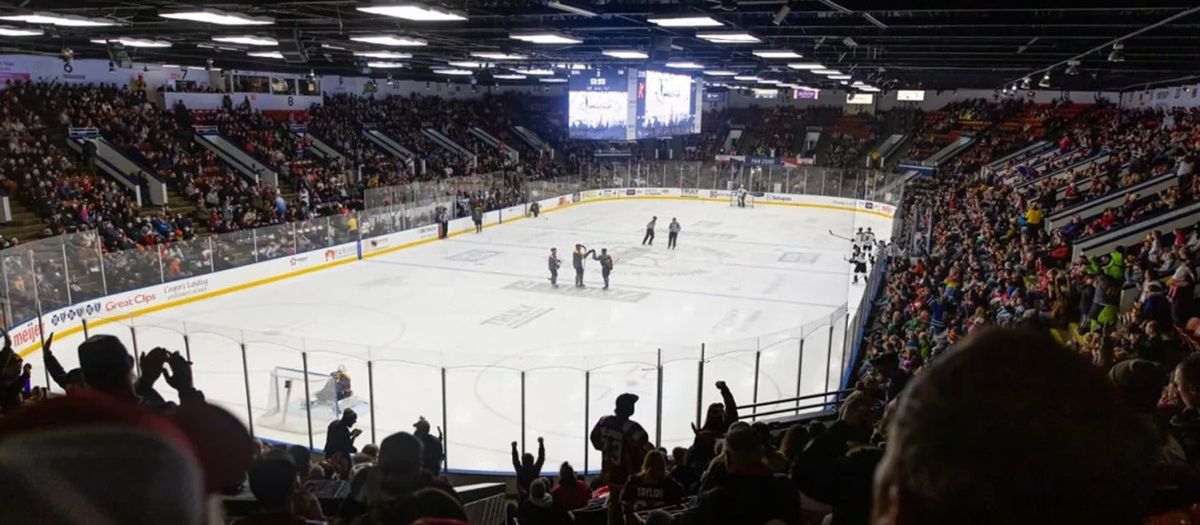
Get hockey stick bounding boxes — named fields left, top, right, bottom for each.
left=828, top=230, right=853, bottom=242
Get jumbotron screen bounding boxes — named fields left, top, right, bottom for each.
left=568, top=68, right=633, bottom=140
left=636, top=69, right=702, bottom=139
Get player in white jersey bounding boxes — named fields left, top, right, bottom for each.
left=863, top=228, right=877, bottom=252
left=853, top=227, right=870, bottom=252
left=846, top=246, right=868, bottom=284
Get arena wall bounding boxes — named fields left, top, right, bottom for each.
left=11, top=188, right=895, bottom=359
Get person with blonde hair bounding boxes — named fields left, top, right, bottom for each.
left=621, top=449, right=683, bottom=523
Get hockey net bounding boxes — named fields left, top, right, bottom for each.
left=258, top=366, right=362, bottom=435
left=729, top=192, right=756, bottom=208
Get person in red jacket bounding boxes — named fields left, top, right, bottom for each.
left=552, top=461, right=590, bottom=512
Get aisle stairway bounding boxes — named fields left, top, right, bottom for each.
left=0, top=200, right=48, bottom=242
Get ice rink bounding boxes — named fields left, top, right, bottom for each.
left=79, top=197, right=892, bottom=474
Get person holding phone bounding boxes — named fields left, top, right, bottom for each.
left=324, top=408, right=362, bottom=460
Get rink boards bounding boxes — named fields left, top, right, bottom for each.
left=11, top=187, right=894, bottom=359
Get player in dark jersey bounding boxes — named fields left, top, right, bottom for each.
left=593, top=248, right=614, bottom=290
left=548, top=248, right=561, bottom=288
left=590, top=393, right=653, bottom=525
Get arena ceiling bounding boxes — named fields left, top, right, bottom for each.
left=1, top=1, right=1199, bottom=92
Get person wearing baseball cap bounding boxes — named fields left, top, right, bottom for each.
left=590, top=392, right=653, bottom=525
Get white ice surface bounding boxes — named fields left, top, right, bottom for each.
left=58, top=198, right=892, bottom=474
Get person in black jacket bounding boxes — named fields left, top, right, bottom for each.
left=791, top=390, right=882, bottom=525
left=413, top=416, right=444, bottom=475
left=681, top=424, right=802, bottom=525
left=325, top=408, right=362, bottom=460
left=513, top=436, right=546, bottom=499
left=518, top=478, right=573, bottom=525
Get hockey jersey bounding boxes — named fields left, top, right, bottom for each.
left=590, top=415, right=653, bottom=485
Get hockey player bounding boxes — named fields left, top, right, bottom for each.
left=530, top=201, right=541, bottom=218
left=573, top=244, right=592, bottom=288
left=548, top=247, right=562, bottom=288
left=736, top=186, right=748, bottom=208
left=846, top=247, right=868, bottom=284
left=642, top=216, right=657, bottom=246
left=853, top=227, right=869, bottom=253
left=863, top=227, right=877, bottom=253
left=593, top=248, right=614, bottom=290
left=668, top=218, right=681, bottom=249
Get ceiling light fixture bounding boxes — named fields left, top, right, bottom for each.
left=367, top=61, right=406, bottom=68
left=696, top=32, right=760, bottom=44
left=787, top=63, right=824, bottom=70
left=247, top=50, right=284, bottom=59
left=350, top=35, right=428, bottom=46
left=212, top=35, right=278, bottom=46
left=813, top=69, right=842, bottom=76
left=448, top=61, right=482, bottom=68
left=1, top=12, right=117, bottom=27
left=547, top=1, right=599, bottom=17
left=509, top=32, right=582, bottom=44
left=703, top=70, right=738, bottom=76
left=0, top=26, right=43, bottom=37
left=433, top=68, right=473, bottom=75
left=90, top=37, right=172, bottom=48
left=470, top=51, right=527, bottom=60
left=1065, top=60, right=1080, bottom=76
left=356, top=3, right=467, bottom=21
left=646, top=16, right=723, bottom=28
left=1020, top=77, right=1031, bottom=89
left=512, top=67, right=554, bottom=75
left=494, top=73, right=528, bottom=80
left=353, top=51, right=412, bottom=59
left=1108, top=41, right=1125, bottom=62
left=161, top=64, right=180, bottom=68
left=539, top=77, right=567, bottom=83
left=665, top=61, right=704, bottom=69
left=828, top=74, right=852, bottom=80
left=733, top=75, right=760, bottom=81
left=1038, top=71, right=1051, bottom=88
left=602, top=49, right=648, bottom=59
left=752, top=49, right=801, bottom=58
left=160, top=9, right=272, bottom=26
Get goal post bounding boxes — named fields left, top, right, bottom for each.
left=258, top=366, right=350, bottom=435
left=729, top=192, right=756, bottom=208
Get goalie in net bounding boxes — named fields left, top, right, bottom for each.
left=260, top=365, right=367, bottom=434
left=730, top=186, right=755, bottom=208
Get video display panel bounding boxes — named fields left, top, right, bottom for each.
left=568, top=68, right=633, bottom=140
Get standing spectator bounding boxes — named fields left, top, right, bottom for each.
left=413, top=417, right=443, bottom=475
left=519, top=478, right=574, bottom=525
left=324, top=408, right=361, bottom=460
left=681, top=425, right=802, bottom=525
left=591, top=393, right=653, bottom=525
left=871, top=328, right=1151, bottom=525
left=513, top=436, right=546, bottom=499
left=235, top=451, right=325, bottom=525
left=552, top=462, right=591, bottom=512
left=621, top=450, right=684, bottom=522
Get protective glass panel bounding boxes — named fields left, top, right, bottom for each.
left=372, top=359, right=443, bottom=454
left=524, top=365, right=587, bottom=476
left=445, top=367, right=520, bottom=473
left=103, top=248, right=163, bottom=294
left=161, top=238, right=213, bottom=282
left=586, top=354, right=658, bottom=473
left=187, top=326, right=252, bottom=429
left=213, top=230, right=256, bottom=270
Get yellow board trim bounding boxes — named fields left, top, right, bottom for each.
left=17, top=193, right=892, bottom=357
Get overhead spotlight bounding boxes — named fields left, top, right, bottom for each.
left=1011, top=83, right=1019, bottom=92
left=772, top=5, right=791, bottom=25
left=1038, top=71, right=1051, bottom=88
left=1065, top=60, right=1080, bottom=76
left=1020, top=77, right=1031, bottom=89
left=1108, top=41, right=1125, bottom=62
left=307, top=68, right=316, bottom=79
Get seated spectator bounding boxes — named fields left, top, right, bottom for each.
left=381, top=488, right=468, bottom=525
left=518, top=478, right=574, bottom=525
left=351, top=431, right=458, bottom=524
left=668, top=447, right=700, bottom=495
left=235, top=451, right=325, bottom=524
left=552, top=461, right=590, bottom=512
left=871, top=328, right=1152, bottom=524
left=792, top=389, right=883, bottom=525
left=682, top=424, right=802, bottom=525
left=622, top=449, right=684, bottom=521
